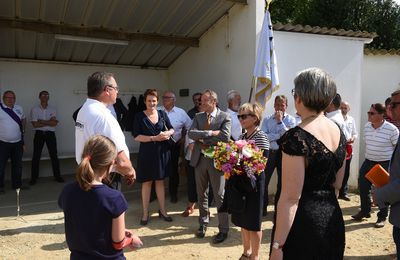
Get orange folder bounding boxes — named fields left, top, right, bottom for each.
left=365, top=164, right=390, bottom=188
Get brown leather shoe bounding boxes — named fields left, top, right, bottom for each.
left=351, top=211, right=371, bottom=221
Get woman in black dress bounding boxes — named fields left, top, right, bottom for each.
left=230, top=103, right=269, bottom=260
left=132, top=89, right=174, bottom=225
left=270, top=68, right=346, bottom=260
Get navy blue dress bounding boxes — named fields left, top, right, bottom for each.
left=132, top=110, right=172, bottom=183
left=229, top=130, right=269, bottom=231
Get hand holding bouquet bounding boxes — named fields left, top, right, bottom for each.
left=204, top=140, right=267, bottom=184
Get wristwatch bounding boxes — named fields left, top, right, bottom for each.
left=272, top=241, right=284, bottom=250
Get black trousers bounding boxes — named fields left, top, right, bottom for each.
left=168, top=142, right=181, bottom=198
left=340, top=155, right=352, bottom=196
left=264, top=149, right=282, bottom=212
left=0, top=140, right=23, bottom=189
left=31, top=130, right=61, bottom=181
left=186, top=161, right=198, bottom=203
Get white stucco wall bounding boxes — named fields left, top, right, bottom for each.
left=0, top=60, right=167, bottom=178
left=273, top=32, right=367, bottom=189
left=169, top=0, right=262, bottom=110
left=361, top=55, right=400, bottom=162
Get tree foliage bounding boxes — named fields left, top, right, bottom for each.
left=269, top=0, right=400, bottom=49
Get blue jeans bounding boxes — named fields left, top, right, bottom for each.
left=0, top=140, right=23, bottom=189
left=394, top=226, right=400, bottom=259
left=358, top=159, right=389, bottom=219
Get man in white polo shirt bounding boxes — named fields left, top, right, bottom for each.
left=75, top=72, right=135, bottom=190
left=352, top=103, right=399, bottom=228
left=30, top=90, right=63, bottom=185
left=0, top=90, right=26, bottom=194
left=160, top=90, right=192, bottom=203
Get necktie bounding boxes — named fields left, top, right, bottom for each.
left=204, top=114, right=211, bottom=130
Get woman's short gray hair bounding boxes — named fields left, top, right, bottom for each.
left=293, top=67, right=337, bottom=113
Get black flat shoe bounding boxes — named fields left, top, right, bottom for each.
left=140, top=213, right=149, bottom=226
left=158, top=210, right=173, bottom=222
left=212, top=232, right=228, bottom=244
left=196, top=225, right=207, bottom=238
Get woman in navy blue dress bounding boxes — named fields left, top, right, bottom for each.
left=132, top=89, right=174, bottom=225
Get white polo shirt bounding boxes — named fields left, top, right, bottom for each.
left=159, top=105, right=192, bottom=141
left=0, top=104, right=25, bottom=143
left=364, top=121, right=399, bottom=162
left=30, top=104, right=57, bottom=131
left=227, top=108, right=242, bottom=140
left=326, top=109, right=351, bottom=141
left=75, top=98, right=129, bottom=164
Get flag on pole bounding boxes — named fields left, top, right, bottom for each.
left=252, top=10, right=279, bottom=108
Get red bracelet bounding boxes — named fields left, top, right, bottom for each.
left=112, top=235, right=133, bottom=250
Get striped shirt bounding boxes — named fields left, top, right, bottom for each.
left=364, top=121, right=399, bottom=161
left=240, top=129, right=270, bottom=151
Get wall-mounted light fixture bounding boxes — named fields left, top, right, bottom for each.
left=55, top=34, right=129, bottom=46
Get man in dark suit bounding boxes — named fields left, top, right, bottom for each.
left=188, top=89, right=231, bottom=244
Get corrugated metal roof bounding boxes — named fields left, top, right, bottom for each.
left=364, top=48, right=400, bottom=56
left=0, top=0, right=246, bottom=68
left=273, top=22, right=377, bottom=39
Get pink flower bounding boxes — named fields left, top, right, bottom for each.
left=221, top=163, right=233, bottom=173
left=235, top=140, right=247, bottom=149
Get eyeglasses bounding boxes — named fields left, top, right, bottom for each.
left=105, top=85, right=119, bottom=92
left=4, top=96, right=15, bottom=99
left=237, top=114, right=254, bottom=120
left=162, top=96, right=174, bottom=100
left=367, top=111, right=376, bottom=115
left=389, top=102, right=400, bottom=109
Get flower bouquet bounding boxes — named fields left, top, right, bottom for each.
left=203, top=140, right=268, bottom=190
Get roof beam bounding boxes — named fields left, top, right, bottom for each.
left=0, top=17, right=199, bottom=47
left=225, top=0, right=247, bottom=4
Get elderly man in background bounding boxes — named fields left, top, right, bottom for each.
left=75, top=72, right=136, bottom=190
left=188, top=89, right=231, bottom=244
left=226, top=90, right=242, bottom=141
left=260, top=95, right=296, bottom=216
left=325, top=93, right=351, bottom=141
left=160, top=90, right=192, bottom=203
left=375, top=90, right=400, bottom=259
left=0, top=90, right=26, bottom=194
left=352, top=103, right=399, bottom=228
left=339, top=101, right=358, bottom=201
left=30, top=91, right=63, bottom=185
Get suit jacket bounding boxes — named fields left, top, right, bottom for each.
left=376, top=140, right=400, bottom=227
left=188, top=108, right=231, bottom=167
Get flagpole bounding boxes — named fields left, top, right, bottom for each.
left=248, top=76, right=256, bottom=103
left=248, top=0, right=273, bottom=104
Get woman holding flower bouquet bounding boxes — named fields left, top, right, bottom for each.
left=226, top=103, right=269, bottom=260
left=270, top=68, right=346, bottom=260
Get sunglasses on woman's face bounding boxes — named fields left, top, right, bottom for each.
left=237, top=114, right=253, bottom=120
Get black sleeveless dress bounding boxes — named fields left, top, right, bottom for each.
left=273, top=126, right=346, bottom=259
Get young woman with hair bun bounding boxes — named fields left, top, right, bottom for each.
left=58, top=135, right=142, bottom=259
